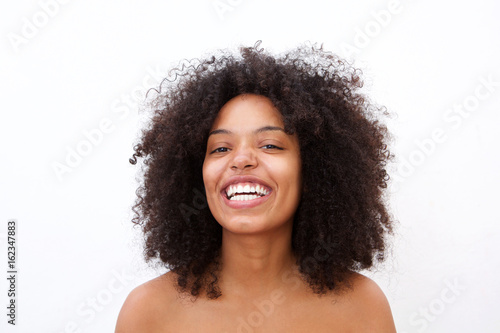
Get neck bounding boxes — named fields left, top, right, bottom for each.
left=218, top=223, right=298, bottom=298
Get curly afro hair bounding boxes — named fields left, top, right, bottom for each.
left=130, top=41, right=393, bottom=300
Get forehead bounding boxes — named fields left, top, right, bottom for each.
left=210, top=94, right=284, bottom=130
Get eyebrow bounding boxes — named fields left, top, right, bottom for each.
left=208, top=126, right=286, bottom=137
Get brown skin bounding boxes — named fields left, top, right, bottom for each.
left=203, top=95, right=302, bottom=300
left=129, top=44, right=394, bottom=300
left=115, top=95, right=396, bottom=332
left=115, top=270, right=396, bottom=332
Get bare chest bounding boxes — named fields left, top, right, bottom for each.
left=159, top=294, right=354, bottom=333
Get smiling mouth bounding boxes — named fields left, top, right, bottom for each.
left=225, top=183, right=271, bottom=201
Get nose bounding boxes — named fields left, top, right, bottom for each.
left=230, top=146, right=257, bottom=171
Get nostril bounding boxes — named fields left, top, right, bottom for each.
left=231, top=163, right=255, bottom=170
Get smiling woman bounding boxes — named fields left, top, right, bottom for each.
left=203, top=94, right=302, bottom=236
left=115, top=42, right=396, bottom=332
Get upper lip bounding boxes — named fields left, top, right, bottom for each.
left=220, top=175, right=273, bottom=196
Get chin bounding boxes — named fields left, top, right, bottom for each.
left=221, top=217, right=268, bottom=234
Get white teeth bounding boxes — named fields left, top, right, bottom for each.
left=226, top=183, right=270, bottom=199
left=229, top=194, right=260, bottom=201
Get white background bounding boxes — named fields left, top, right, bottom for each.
left=1, top=0, right=499, bottom=332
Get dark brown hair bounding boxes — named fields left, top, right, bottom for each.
left=130, top=42, right=393, bottom=299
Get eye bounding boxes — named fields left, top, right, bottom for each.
left=210, top=147, right=230, bottom=154
left=261, top=144, right=283, bottom=150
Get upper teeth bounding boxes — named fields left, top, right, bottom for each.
left=226, top=184, right=269, bottom=199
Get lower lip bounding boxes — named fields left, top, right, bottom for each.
left=221, top=192, right=272, bottom=209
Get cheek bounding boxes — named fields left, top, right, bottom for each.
left=202, top=163, right=216, bottom=212
left=202, top=161, right=225, bottom=222
left=202, top=159, right=222, bottom=198
left=274, top=155, right=301, bottom=180
left=285, top=156, right=302, bottom=196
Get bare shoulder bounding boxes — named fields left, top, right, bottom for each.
left=114, top=271, right=179, bottom=333
left=338, top=272, right=397, bottom=332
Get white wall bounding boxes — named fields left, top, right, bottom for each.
left=1, top=0, right=499, bottom=332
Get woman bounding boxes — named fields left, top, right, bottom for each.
left=116, top=42, right=396, bottom=332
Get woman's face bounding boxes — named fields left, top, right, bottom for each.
left=203, top=94, right=302, bottom=235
